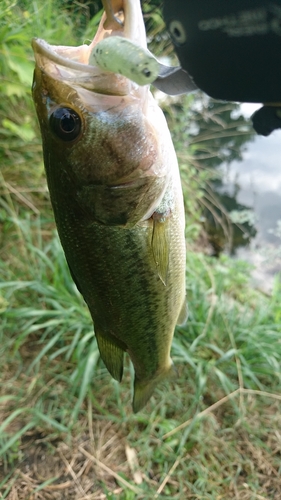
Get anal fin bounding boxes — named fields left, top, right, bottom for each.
left=95, top=330, right=124, bottom=382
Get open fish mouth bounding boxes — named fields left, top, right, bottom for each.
left=32, top=0, right=147, bottom=95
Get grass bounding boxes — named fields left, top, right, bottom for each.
left=1, top=0, right=281, bottom=498
left=1, top=214, right=281, bottom=498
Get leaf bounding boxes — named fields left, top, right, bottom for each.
left=5, top=45, right=34, bottom=85
left=125, top=444, right=143, bottom=485
left=3, top=82, right=27, bottom=97
left=2, top=118, right=35, bottom=141
left=71, top=345, right=99, bottom=421
left=0, top=423, right=34, bottom=458
left=32, top=410, right=69, bottom=433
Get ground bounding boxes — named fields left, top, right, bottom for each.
left=1, top=352, right=281, bottom=499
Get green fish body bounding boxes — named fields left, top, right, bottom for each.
left=32, top=0, right=187, bottom=412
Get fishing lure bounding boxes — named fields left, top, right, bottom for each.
left=89, top=36, right=160, bottom=85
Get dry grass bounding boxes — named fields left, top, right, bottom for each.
left=1, top=228, right=281, bottom=498
left=1, top=350, right=281, bottom=499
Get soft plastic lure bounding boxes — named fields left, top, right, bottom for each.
left=89, top=36, right=160, bottom=85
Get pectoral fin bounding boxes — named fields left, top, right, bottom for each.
left=151, top=216, right=170, bottom=285
left=95, top=330, right=125, bottom=382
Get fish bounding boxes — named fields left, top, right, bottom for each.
left=31, top=0, right=187, bottom=412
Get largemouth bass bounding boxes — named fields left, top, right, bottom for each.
left=32, top=0, right=187, bottom=412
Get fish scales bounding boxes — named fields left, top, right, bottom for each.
left=32, top=0, right=187, bottom=412
left=44, top=146, right=185, bottom=379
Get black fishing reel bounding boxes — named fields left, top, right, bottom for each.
left=161, top=0, right=281, bottom=136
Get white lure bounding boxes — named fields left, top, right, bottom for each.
left=89, top=35, right=160, bottom=85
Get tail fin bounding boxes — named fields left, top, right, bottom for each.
left=133, top=362, right=176, bottom=413
left=95, top=330, right=124, bottom=382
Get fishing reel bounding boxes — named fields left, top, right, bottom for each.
left=160, top=0, right=281, bottom=136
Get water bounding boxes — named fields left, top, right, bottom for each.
left=165, top=94, right=281, bottom=292
left=217, top=103, right=281, bottom=292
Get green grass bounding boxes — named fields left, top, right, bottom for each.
left=1, top=214, right=281, bottom=498
left=1, top=0, right=281, bottom=498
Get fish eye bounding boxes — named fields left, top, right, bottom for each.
left=49, top=107, right=82, bottom=142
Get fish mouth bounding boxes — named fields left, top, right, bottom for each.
left=32, top=0, right=146, bottom=95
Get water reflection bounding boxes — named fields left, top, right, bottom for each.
left=188, top=98, right=281, bottom=292
left=219, top=128, right=281, bottom=292
left=203, top=189, right=257, bottom=256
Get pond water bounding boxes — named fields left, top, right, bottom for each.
left=216, top=103, right=281, bottom=293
